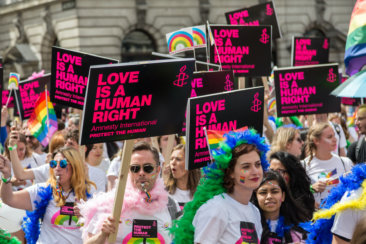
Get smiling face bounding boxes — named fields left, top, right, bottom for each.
left=170, top=149, right=188, bottom=181
left=231, top=150, right=263, bottom=192
left=52, top=152, right=73, bottom=187
left=286, top=131, right=303, bottom=157
left=314, top=126, right=337, bottom=153
left=256, top=180, right=285, bottom=217
left=129, top=150, right=160, bottom=192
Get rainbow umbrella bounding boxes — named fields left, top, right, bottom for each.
left=331, top=70, right=366, bottom=98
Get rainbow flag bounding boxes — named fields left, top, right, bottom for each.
left=205, top=126, right=248, bottom=151
left=326, top=168, right=337, bottom=178
left=206, top=22, right=215, bottom=46
left=192, top=25, right=206, bottom=48
left=8, top=73, right=19, bottom=90
left=344, top=0, right=366, bottom=76
left=268, top=97, right=276, bottom=111
left=27, top=91, right=58, bottom=147
left=166, top=27, right=194, bottom=54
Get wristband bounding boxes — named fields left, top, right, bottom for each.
left=310, top=185, right=315, bottom=194
left=8, top=144, right=17, bottom=151
left=1, top=174, right=12, bottom=184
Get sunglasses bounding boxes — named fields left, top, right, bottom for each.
left=50, top=159, right=68, bottom=169
left=26, top=135, right=35, bottom=139
left=130, top=164, right=155, bottom=174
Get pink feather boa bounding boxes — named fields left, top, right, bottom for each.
left=78, top=176, right=168, bottom=241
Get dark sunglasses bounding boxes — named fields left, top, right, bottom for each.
left=50, top=159, right=68, bottom=169
left=26, top=135, right=35, bottom=139
left=130, top=164, right=155, bottom=174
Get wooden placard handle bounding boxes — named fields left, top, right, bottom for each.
left=108, top=139, right=134, bottom=243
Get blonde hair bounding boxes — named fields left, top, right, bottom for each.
left=165, top=144, right=201, bottom=198
left=305, top=122, right=331, bottom=163
left=48, top=147, right=95, bottom=206
left=49, top=131, right=65, bottom=153
left=269, top=127, right=297, bottom=156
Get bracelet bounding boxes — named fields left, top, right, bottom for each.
left=310, top=185, right=315, bottom=194
left=8, top=144, right=17, bottom=151
left=1, top=174, right=12, bottom=184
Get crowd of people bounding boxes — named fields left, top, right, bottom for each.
left=0, top=102, right=366, bottom=244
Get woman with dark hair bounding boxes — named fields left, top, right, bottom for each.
left=252, top=171, right=308, bottom=243
left=165, top=144, right=201, bottom=209
left=269, top=151, right=315, bottom=220
left=85, top=143, right=110, bottom=173
left=171, top=129, right=270, bottom=244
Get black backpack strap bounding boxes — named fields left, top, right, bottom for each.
left=167, top=196, right=182, bottom=220
left=356, top=135, right=365, bottom=162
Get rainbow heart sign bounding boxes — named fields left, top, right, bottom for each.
left=166, top=27, right=194, bottom=54
left=192, top=25, right=206, bottom=48
left=8, top=72, right=20, bottom=90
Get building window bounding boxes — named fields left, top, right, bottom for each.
left=121, top=30, right=156, bottom=62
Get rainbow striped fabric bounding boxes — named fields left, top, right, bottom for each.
left=205, top=126, right=248, bottom=151
left=344, top=0, right=366, bottom=76
left=27, top=91, right=58, bottom=147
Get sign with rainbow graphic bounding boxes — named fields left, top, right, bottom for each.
left=166, top=27, right=194, bottom=54
left=8, top=72, right=20, bottom=90
left=192, top=25, right=206, bottom=48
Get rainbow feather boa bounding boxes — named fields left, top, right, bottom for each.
left=301, top=163, right=366, bottom=244
left=170, top=129, right=269, bottom=244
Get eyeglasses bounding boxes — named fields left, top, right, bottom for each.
left=50, top=159, right=68, bottom=169
left=130, top=164, right=155, bottom=174
left=274, top=169, right=287, bottom=175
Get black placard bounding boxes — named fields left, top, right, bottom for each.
left=80, top=58, right=195, bottom=145
left=225, top=1, right=281, bottom=39
left=209, top=25, right=272, bottom=77
left=51, top=47, right=118, bottom=109
left=238, top=221, right=259, bottom=243
left=291, top=37, right=330, bottom=66
left=60, top=202, right=74, bottom=216
left=0, top=58, right=2, bottom=129
left=186, top=87, right=264, bottom=170
left=274, top=63, right=341, bottom=117
left=132, top=219, right=158, bottom=238
left=14, top=75, right=51, bottom=120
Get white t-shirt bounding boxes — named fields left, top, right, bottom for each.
left=303, top=154, right=353, bottom=205
left=87, top=158, right=110, bottom=174
left=32, top=152, right=47, bottom=165
left=86, top=207, right=176, bottom=243
left=107, top=156, right=121, bottom=177
left=33, top=164, right=105, bottom=193
left=330, top=122, right=347, bottom=155
left=193, top=193, right=262, bottom=244
left=27, top=183, right=83, bottom=244
left=331, top=187, right=366, bottom=240
left=11, top=156, right=38, bottom=191
left=169, top=188, right=192, bottom=211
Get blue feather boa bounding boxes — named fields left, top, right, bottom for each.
left=267, top=216, right=293, bottom=238
left=301, top=163, right=366, bottom=244
left=22, top=184, right=53, bottom=244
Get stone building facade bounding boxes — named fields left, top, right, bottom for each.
left=0, top=0, right=355, bottom=83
